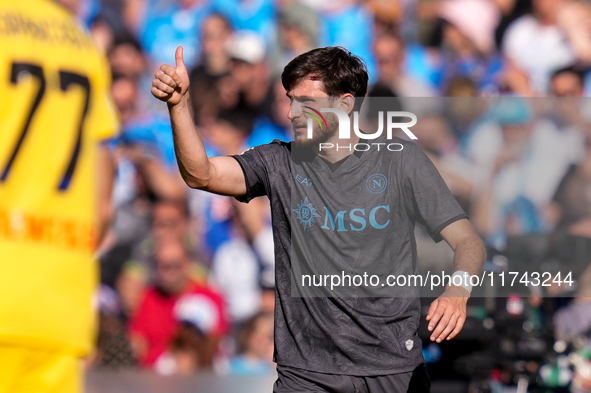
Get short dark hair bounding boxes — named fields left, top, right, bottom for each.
left=281, top=46, right=369, bottom=110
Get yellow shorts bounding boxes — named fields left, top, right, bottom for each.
left=0, top=346, right=81, bottom=393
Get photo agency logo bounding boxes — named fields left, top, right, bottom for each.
left=305, top=107, right=418, bottom=151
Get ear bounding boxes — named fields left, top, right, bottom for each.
left=339, top=93, right=356, bottom=116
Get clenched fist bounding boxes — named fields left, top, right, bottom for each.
left=151, top=46, right=190, bottom=106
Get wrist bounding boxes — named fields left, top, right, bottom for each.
left=446, top=285, right=470, bottom=299
left=167, top=94, right=190, bottom=111
left=448, top=270, right=472, bottom=297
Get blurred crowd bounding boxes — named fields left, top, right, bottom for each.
left=52, top=0, right=591, bottom=383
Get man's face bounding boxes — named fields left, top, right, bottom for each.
left=152, top=203, right=187, bottom=243
left=109, top=44, right=146, bottom=78
left=201, top=15, right=231, bottom=58
left=111, top=78, right=137, bottom=123
left=373, top=36, right=402, bottom=84
left=551, top=73, right=584, bottom=97
left=286, top=78, right=340, bottom=147
left=247, top=315, right=274, bottom=361
left=155, top=242, right=189, bottom=294
left=280, top=22, right=309, bottom=51
left=230, top=60, right=257, bottom=88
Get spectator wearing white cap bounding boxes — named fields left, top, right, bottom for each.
left=221, top=30, right=274, bottom=120
left=153, top=292, right=226, bottom=375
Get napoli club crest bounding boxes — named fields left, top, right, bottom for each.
left=366, top=174, right=387, bottom=194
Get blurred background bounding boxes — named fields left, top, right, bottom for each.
left=53, top=0, right=591, bottom=391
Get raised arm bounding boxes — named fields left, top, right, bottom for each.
left=151, top=46, right=247, bottom=197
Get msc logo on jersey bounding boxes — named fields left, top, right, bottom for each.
left=294, top=198, right=391, bottom=232
left=293, top=197, right=321, bottom=229
left=366, top=174, right=387, bottom=194
left=321, top=206, right=390, bottom=231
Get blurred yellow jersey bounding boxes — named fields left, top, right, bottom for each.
left=0, top=0, right=118, bottom=356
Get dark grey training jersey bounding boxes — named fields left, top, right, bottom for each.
left=232, top=136, right=467, bottom=376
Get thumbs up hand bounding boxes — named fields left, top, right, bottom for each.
left=151, top=46, right=190, bottom=106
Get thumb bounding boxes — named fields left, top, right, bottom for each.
left=175, top=46, right=186, bottom=71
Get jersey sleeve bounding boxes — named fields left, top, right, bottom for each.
left=88, top=53, right=119, bottom=141
left=403, top=143, right=468, bottom=242
left=231, top=140, right=283, bottom=203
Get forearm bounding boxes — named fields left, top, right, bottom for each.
left=451, top=235, right=486, bottom=276
left=168, top=96, right=212, bottom=189
left=429, top=221, right=483, bottom=338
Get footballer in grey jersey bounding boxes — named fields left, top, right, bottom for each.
left=233, top=133, right=467, bottom=375
left=152, top=44, right=486, bottom=392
